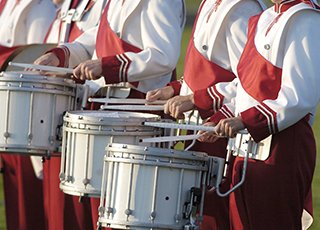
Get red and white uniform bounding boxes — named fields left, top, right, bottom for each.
left=41, top=0, right=107, bottom=230
left=0, top=0, right=56, bottom=66
left=209, top=0, right=320, bottom=229
left=0, top=1, right=56, bottom=230
left=166, top=0, right=264, bottom=229
left=51, top=0, right=186, bottom=95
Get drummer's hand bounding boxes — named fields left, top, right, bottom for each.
left=214, top=116, right=245, bottom=138
left=197, top=122, right=219, bottom=143
left=73, top=59, right=102, bottom=81
left=146, top=86, right=174, bottom=102
left=164, top=94, right=195, bottom=119
left=25, top=52, right=60, bottom=74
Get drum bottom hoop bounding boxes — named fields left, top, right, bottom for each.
left=0, top=144, right=58, bottom=156
left=99, top=218, right=188, bottom=230
left=59, top=182, right=101, bottom=198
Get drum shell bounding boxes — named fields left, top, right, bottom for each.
left=0, top=71, right=76, bottom=155
left=59, top=111, right=167, bottom=197
left=99, top=144, right=208, bottom=230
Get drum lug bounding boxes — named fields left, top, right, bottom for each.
left=125, top=208, right=132, bottom=216
left=98, top=206, right=105, bottom=214
left=27, top=133, right=33, bottom=141
left=48, top=136, right=55, bottom=144
left=107, top=207, right=113, bottom=214
left=3, top=132, right=9, bottom=138
left=174, top=214, right=181, bottom=223
left=150, top=211, right=156, bottom=219
left=59, top=172, right=65, bottom=181
left=82, top=178, right=90, bottom=185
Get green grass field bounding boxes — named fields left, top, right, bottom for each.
left=0, top=1, right=319, bottom=229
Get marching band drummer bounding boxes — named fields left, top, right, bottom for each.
left=40, top=0, right=108, bottom=229
left=145, top=0, right=265, bottom=228
left=29, top=0, right=186, bottom=229
left=198, top=0, right=320, bottom=229
left=0, top=0, right=56, bottom=229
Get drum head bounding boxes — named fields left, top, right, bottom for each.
left=0, top=43, right=58, bottom=72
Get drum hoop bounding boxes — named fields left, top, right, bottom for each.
left=0, top=144, right=56, bottom=156
left=63, top=127, right=163, bottom=136
left=64, top=120, right=161, bottom=126
left=0, top=76, right=75, bottom=86
left=105, top=144, right=208, bottom=161
left=59, top=183, right=100, bottom=197
left=104, top=156, right=208, bottom=171
left=99, top=219, right=185, bottom=229
left=64, top=110, right=161, bottom=120
left=0, top=86, right=76, bottom=96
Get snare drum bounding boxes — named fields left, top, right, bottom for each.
left=98, top=143, right=209, bottom=230
left=0, top=71, right=76, bottom=156
left=59, top=110, right=171, bottom=198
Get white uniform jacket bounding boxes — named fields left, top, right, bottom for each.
left=55, top=0, right=186, bottom=94
left=0, top=0, right=56, bottom=47
left=210, top=1, right=320, bottom=142
left=176, top=0, right=265, bottom=123
left=180, top=0, right=264, bottom=95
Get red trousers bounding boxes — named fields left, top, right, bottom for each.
left=42, top=156, right=94, bottom=230
left=229, top=118, right=315, bottom=229
left=1, top=154, right=46, bottom=230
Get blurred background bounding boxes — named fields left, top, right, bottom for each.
left=0, top=0, right=319, bottom=229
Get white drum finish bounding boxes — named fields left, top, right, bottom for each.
left=98, top=144, right=208, bottom=230
left=0, top=71, right=76, bottom=156
left=59, top=111, right=168, bottom=198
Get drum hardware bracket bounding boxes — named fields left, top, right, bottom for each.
left=184, top=225, right=200, bottom=230
left=183, top=187, right=202, bottom=220
left=206, top=156, right=225, bottom=188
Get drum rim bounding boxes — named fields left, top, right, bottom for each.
left=64, top=110, right=161, bottom=119
left=98, top=218, right=187, bottom=229
left=105, top=143, right=208, bottom=160
left=0, top=71, right=76, bottom=86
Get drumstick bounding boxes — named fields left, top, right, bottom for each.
left=8, top=62, right=74, bottom=74
left=142, top=121, right=248, bottom=134
left=88, top=98, right=167, bottom=104
left=139, top=134, right=202, bottom=143
left=101, top=105, right=164, bottom=111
